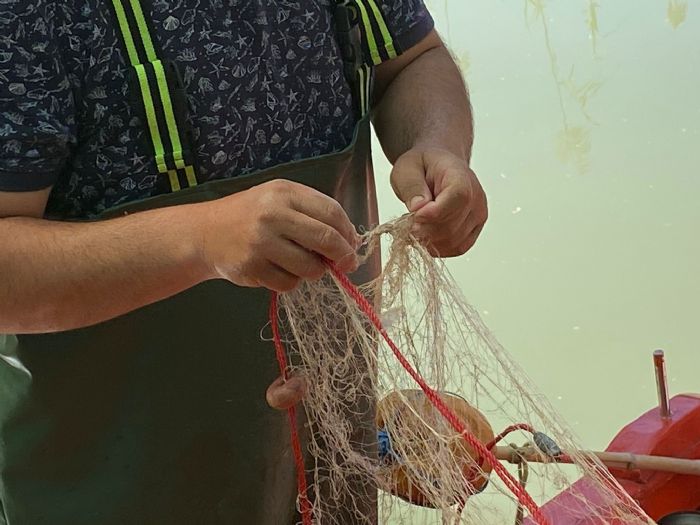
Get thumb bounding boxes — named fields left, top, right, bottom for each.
left=266, top=375, right=306, bottom=410
left=390, top=152, right=433, bottom=212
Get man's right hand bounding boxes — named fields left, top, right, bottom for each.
left=196, top=179, right=360, bottom=292
left=0, top=179, right=359, bottom=332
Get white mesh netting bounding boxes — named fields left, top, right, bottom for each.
left=273, top=215, right=654, bottom=525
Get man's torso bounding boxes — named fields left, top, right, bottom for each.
left=6, top=0, right=358, bottom=218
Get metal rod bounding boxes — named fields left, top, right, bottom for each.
left=494, top=446, right=700, bottom=476
left=653, top=349, right=671, bottom=419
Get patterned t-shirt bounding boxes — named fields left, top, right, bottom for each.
left=0, top=0, right=433, bottom=219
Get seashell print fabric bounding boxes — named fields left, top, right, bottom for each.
left=0, top=0, right=433, bottom=219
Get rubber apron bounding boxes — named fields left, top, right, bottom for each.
left=0, top=14, right=379, bottom=525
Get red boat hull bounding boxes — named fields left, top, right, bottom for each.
left=524, top=394, right=700, bottom=524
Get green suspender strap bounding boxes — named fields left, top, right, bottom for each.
left=356, top=62, right=372, bottom=117
left=335, top=0, right=397, bottom=119
left=110, top=0, right=197, bottom=192
left=353, top=0, right=398, bottom=66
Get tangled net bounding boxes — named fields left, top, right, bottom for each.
left=271, top=215, right=654, bottom=525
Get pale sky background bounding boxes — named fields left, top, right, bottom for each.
left=373, top=0, right=699, bottom=457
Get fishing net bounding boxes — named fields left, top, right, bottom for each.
left=270, top=214, right=654, bottom=525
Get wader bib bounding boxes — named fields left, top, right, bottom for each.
left=0, top=3, right=382, bottom=524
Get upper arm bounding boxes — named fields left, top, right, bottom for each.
left=373, top=29, right=442, bottom=103
left=0, top=2, right=76, bottom=217
left=355, top=0, right=440, bottom=102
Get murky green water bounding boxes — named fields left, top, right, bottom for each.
left=373, top=2, right=698, bottom=520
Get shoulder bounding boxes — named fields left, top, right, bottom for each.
left=352, top=0, right=434, bottom=64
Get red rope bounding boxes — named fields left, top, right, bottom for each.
left=269, top=262, right=551, bottom=525
left=269, top=293, right=313, bottom=525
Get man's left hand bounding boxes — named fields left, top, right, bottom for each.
left=390, top=148, right=488, bottom=257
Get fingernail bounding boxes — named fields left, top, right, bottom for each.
left=409, top=196, right=425, bottom=212
left=408, top=195, right=428, bottom=212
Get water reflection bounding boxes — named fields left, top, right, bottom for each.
left=432, top=0, right=605, bottom=173
left=555, top=126, right=591, bottom=173
left=524, top=0, right=600, bottom=173
left=587, top=0, right=601, bottom=55
left=667, top=0, right=688, bottom=29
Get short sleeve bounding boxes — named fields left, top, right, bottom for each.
left=356, top=0, right=435, bottom=65
left=379, top=0, right=434, bottom=53
left=0, top=1, right=76, bottom=192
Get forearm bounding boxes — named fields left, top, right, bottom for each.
left=0, top=204, right=209, bottom=334
left=372, top=45, right=473, bottom=163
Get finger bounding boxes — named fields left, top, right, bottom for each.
left=288, top=187, right=359, bottom=248
left=390, top=152, right=433, bottom=212
left=266, top=375, right=307, bottom=410
left=414, top=172, right=470, bottom=224
left=254, top=263, right=301, bottom=293
left=268, top=239, right=327, bottom=281
left=420, top=213, right=484, bottom=258
left=446, top=214, right=481, bottom=256
left=414, top=211, right=470, bottom=249
left=281, top=211, right=359, bottom=272
left=459, top=222, right=485, bottom=254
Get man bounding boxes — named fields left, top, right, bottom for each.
left=0, top=1, right=486, bottom=523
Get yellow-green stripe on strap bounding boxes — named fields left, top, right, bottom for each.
left=364, top=0, right=397, bottom=59
left=354, top=0, right=381, bottom=65
left=364, top=64, right=372, bottom=114
left=356, top=64, right=372, bottom=115
left=111, top=0, right=140, bottom=65
left=130, top=8, right=196, bottom=185
left=153, top=61, right=187, bottom=168
left=111, top=0, right=197, bottom=190
left=128, top=0, right=158, bottom=62
left=357, top=66, right=367, bottom=115
left=167, top=170, right=181, bottom=191
left=134, top=64, right=167, bottom=173
left=184, top=165, right=197, bottom=187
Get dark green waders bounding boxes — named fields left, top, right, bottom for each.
left=0, top=3, right=384, bottom=524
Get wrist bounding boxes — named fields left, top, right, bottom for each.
left=170, top=201, right=219, bottom=283
left=407, top=141, right=471, bottom=167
